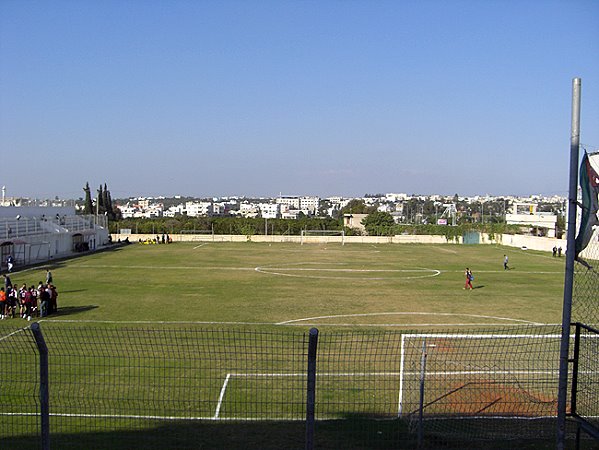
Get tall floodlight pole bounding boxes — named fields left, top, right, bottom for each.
left=557, top=77, right=581, bottom=449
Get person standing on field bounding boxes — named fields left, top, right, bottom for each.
left=0, top=287, right=6, bottom=319
left=464, top=268, right=473, bottom=290
left=3, top=274, right=11, bottom=290
left=7, top=286, right=17, bottom=318
left=39, top=285, right=50, bottom=318
left=503, top=255, right=509, bottom=270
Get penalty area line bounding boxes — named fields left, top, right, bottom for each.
left=277, top=312, right=544, bottom=326
left=0, top=327, right=29, bottom=342
left=214, top=373, right=231, bottom=419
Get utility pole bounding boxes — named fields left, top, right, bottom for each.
left=557, top=77, right=581, bottom=450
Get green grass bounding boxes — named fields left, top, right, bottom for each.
left=2, top=241, right=566, bottom=327
left=0, top=242, right=573, bottom=449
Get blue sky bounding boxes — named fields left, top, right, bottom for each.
left=1, top=0, right=598, bottom=200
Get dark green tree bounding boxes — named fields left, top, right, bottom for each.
left=97, top=185, right=105, bottom=215
left=102, top=184, right=110, bottom=215
left=339, top=199, right=377, bottom=215
left=105, top=186, right=119, bottom=220
left=83, top=182, right=93, bottom=214
left=362, top=211, right=395, bottom=235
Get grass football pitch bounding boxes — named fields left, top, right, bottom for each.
left=0, top=242, right=569, bottom=449
left=5, top=240, right=565, bottom=328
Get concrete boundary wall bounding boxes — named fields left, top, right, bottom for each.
left=113, top=233, right=567, bottom=253
left=500, top=234, right=567, bottom=253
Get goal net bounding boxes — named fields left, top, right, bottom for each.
left=181, top=230, right=215, bottom=242
left=300, top=229, right=345, bottom=245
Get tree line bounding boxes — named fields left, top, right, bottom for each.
left=109, top=214, right=522, bottom=239
left=82, top=182, right=120, bottom=220
left=91, top=195, right=558, bottom=238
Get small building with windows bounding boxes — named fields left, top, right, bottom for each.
left=505, top=202, right=558, bottom=238
left=343, top=213, right=368, bottom=234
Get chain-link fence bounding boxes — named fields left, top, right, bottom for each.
left=570, top=231, right=599, bottom=444
left=2, top=323, right=594, bottom=449
left=0, top=326, right=40, bottom=445
left=568, top=161, right=599, bottom=443
left=571, top=323, right=599, bottom=444
left=573, top=252, right=599, bottom=328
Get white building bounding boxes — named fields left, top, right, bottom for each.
left=276, top=196, right=301, bottom=209
left=385, top=193, right=409, bottom=202
left=277, top=196, right=320, bottom=215
left=118, top=203, right=137, bottom=219
left=0, top=206, right=110, bottom=269
left=506, top=202, right=558, bottom=238
left=239, top=202, right=260, bottom=218
left=259, top=203, right=281, bottom=219
left=377, top=204, right=395, bottom=213
left=185, top=201, right=213, bottom=217
left=301, top=196, right=319, bottom=214
left=163, top=204, right=185, bottom=217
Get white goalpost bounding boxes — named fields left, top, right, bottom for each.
left=300, top=229, right=345, bottom=245
left=181, top=229, right=215, bottom=242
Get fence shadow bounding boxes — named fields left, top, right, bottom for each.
left=51, top=305, right=99, bottom=316
left=1, top=421, right=305, bottom=450
left=1, top=416, right=567, bottom=450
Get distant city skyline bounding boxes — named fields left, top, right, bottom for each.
left=0, top=187, right=567, bottom=204
left=1, top=1, right=598, bottom=200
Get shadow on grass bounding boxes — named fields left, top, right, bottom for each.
left=1, top=415, right=570, bottom=450
left=1, top=416, right=410, bottom=450
left=50, top=305, right=99, bottom=317
left=3, top=421, right=305, bottom=450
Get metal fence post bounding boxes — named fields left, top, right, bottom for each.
left=418, top=338, right=427, bottom=448
left=306, top=327, right=319, bottom=450
left=31, top=322, right=50, bottom=450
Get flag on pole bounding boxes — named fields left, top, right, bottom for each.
left=575, top=151, right=599, bottom=259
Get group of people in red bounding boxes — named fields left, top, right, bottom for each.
left=0, top=270, right=58, bottom=321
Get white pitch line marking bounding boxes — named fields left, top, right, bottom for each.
left=255, top=265, right=441, bottom=280
left=72, top=265, right=255, bottom=271
left=214, top=373, right=231, bottom=419
left=0, top=327, right=28, bottom=342
left=277, top=312, right=543, bottom=325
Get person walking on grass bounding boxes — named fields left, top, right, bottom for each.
left=464, top=268, right=473, bottom=290
left=503, top=254, right=509, bottom=270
